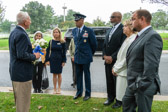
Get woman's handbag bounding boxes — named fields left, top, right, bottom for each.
left=41, top=66, right=49, bottom=89
left=49, top=40, right=52, bottom=57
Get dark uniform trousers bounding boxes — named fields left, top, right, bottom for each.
left=33, top=62, right=44, bottom=91
left=105, top=61, right=116, bottom=100
left=122, top=81, right=158, bottom=112
left=75, top=63, right=91, bottom=97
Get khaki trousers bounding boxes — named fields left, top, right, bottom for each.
left=12, top=80, right=32, bottom=112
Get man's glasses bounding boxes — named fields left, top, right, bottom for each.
left=110, top=16, right=119, bottom=19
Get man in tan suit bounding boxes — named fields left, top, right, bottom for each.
left=69, top=38, right=76, bottom=88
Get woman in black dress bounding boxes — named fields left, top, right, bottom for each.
left=45, top=27, right=66, bottom=94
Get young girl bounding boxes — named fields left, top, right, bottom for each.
left=32, top=31, right=46, bottom=93
left=45, top=27, right=66, bottom=94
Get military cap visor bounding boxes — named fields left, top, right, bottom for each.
left=73, top=13, right=86, bottom=21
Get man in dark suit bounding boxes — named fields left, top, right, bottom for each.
left=9, top=11, right=40, bottom=112
left=72, top=13, right=97, bottom=101
left=103, top=11, right=126, bottom=106
left=122, top=9, right=163, bottom=112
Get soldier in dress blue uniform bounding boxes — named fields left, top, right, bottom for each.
left=72, top=13, right=97, bottom=101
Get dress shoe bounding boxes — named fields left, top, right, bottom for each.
left=83, top=96, right=90, bottom=101
left=33, top=89, right=38, bottom=93
left=71, top=83, right=74, bottom=86
left=112, top=100, right=122, bottom=109
left=104, top=99, right=114, bottom=106
left=38, top=90, right=43, bottom=93
left=73, top=95, right=82, bottom=99
left=71, top=83, right=76, bottom=88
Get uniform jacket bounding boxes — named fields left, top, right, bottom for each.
left=72, top=25, right=97, bottom=64
left=9, top=25, right=36, bottom=82
left=126, top=27, right=163, bottom=93
left=69, top=38, right=75, bottom=58
left=103, top=24, right=126, bottom=62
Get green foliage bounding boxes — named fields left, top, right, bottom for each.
left=65, top=9, right=80, bottom=21
left=0, top=92, right=168, bottom=112
left=122, top=12, right=132, bottom=23
left=0, top=1, right=5, bottom=23
left=92, top=17, right=106, bottom=26
left=0, top=19, right=14, bottom=32
left=59, top=20, right=75, bottom=30
left=151, top=9, right=168, bottom=29
left=21, top=1, right=56, bottom=33
left=57, top=9, right=79, bottom=29
left=84, top=22, right=93, bottom=27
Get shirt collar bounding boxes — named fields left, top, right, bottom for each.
left=79, top=25, right=84, bottom=32
left=138, top=25, right=152, bottom=36
left=18, top=25, right=26, bottom=32
left=113, top=22, right=121, bottom=29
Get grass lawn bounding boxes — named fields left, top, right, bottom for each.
left=160, top=33, right=168, bottom=50
left=0, top=39, right=9, bottom=50
left=0, top=32, right=65, bottom=50
left=0, top=92, right=168, bottom=112
left=0, top=32, right=168, bottom=50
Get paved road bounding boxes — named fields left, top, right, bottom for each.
left=0, top=51, right=168, bottom=95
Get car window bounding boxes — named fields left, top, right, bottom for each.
left=65, top=29, right=73, bottom=37
left=94, top=28, right=108, bottom=36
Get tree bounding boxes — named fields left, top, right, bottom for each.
left=151, top=9, right=168, bottom=29
left=43, top=5, right=56, bottom=29
left=59, top=20, right=75, bottom=30
left=92, top=17, right=106, bottom=26
left=57, top=9, right=79, bottom=29
left=21, top=1, right=55, bottom=33
left=84, top=22, right=93, bottom=27
left=0, top=1, right=5, bottom=23
left=142, top=0, right=168, bottom=6
left=65, top=9, right=79, bottom=21
left=0, top=19, right=14, bottom=32
left=122, top=12, right=132, bottom=22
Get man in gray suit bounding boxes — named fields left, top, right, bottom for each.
left=122, top=9, right=163, bottom=112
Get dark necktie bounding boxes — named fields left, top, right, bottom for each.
left=78, top=28, right=80, bottom=37
left=135, top=34, right=139, bottom=40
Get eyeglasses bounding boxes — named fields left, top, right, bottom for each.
left=110, top=16, right=119, bottom=19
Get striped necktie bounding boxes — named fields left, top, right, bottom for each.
left=109, top=26, right=115, bottom=41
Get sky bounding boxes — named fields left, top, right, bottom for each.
left=1, top=0, right=168, bottom=23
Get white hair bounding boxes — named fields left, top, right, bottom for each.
left=33, top=31, right=43, bottom=40
left=16, top=11, right=30, bottom=24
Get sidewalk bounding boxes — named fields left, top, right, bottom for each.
left=0, top=87, right=168, bottom=101
left=162, top=50, right=168, bottom=54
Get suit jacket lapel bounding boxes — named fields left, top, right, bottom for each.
left=77, top=25, right=86, bottom=41
left=16, top=25, right=28, bottom=36
left=108, top=24, right=122, bottom=43
left=107, top=27, right=112, bottom=42
left=127, top=27, right=152, bottom=57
